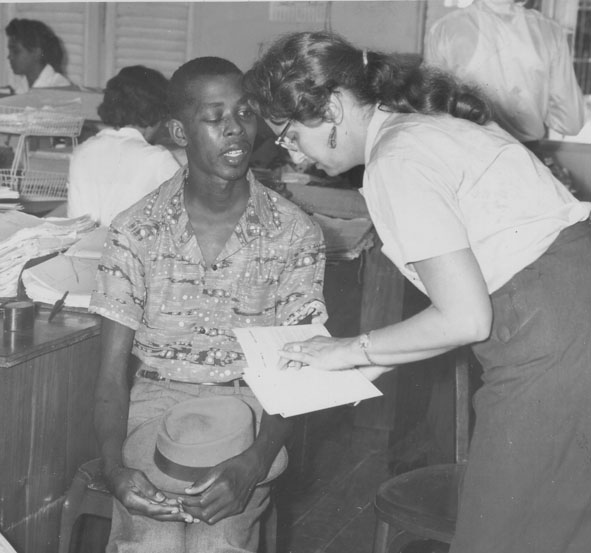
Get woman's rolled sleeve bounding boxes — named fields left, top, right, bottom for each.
left=369, top=156, right=469, bottom=267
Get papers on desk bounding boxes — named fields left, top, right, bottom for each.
left=234, top=324, right=382, bottom=417
left=0, top=202, right=22, bottom=211
left=0, top=187, right=21, bottom=211
left=21, top=254, right=98, bottom=308
left=21, top=226, right=108, bottom=307
left=0, top=212, right=96, bottom=297
left=64, top=225, right=108, bottom=259
left=0, top=87, right=103, bottom=122
left=0, top=188, right=19, bottom=199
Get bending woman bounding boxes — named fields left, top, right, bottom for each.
left=244, top=31, right=591, bottom=553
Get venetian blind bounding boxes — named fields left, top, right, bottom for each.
left=104, top=3, right=193, bottom=81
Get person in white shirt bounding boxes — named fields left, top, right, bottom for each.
left=245, top=30, right=591, bottom=553
left=424, top=0, right=585, bottom=143
left=67, top=66, right=181, bottom=226
left=5, top=18, right=72, bottom=94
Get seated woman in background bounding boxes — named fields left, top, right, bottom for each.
left=67, top=65, right=181, bottom=226
left=5, top=18, right=72, bottom=94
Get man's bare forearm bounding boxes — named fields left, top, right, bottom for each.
left=94, top=376, right=130, bottom=476
left=93, top=318, right=135, bottom=476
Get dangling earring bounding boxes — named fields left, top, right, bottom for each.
left=328, top=125, right=337, bottom=149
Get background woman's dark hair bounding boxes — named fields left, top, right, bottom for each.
left=98, top=66, right=170, bottom=128
left=5, top=18, right=65, bottom=73
left=244, top=31, right=492, bottom=126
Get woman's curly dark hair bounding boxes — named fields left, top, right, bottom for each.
left=98, top=66, right=170, bottom=128
left=6, top=18, right=65, bottom=73
left=244, top=31, right=492, bottom=126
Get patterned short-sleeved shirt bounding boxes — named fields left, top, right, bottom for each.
left=89, top=169, right=327, bottom=383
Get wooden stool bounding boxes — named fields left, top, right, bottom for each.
left=58, top=459, right=112, bottom=553
left=59, top=458, right=278, bottom=553
left=372, top=348, right=473, bottom=553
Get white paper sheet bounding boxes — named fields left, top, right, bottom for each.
left=234, top=324, right=382, bottom=417
left=21, top=254, right=98, bottom=308
left=65, top=226, right=108, bottom=259
left=0, top=213, right=96, bottom=297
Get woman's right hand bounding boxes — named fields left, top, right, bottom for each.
left=278, top=335, right=362, bottom=371
left=106, top=465, right=195, bottom=523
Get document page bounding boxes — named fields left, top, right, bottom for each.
left=234, top=324, right=382, bottom=417
left=65, top=226, right=108, bottom=259
left=21, top=254, right=99, bottom=308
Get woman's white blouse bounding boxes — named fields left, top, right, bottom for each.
left=424, top=0, right=584, bottom=142
left=362, top=108, right=591, bottom=294
left=12, top=64, right=72, bottom=94
left=67, top=127, right=181, bottom=227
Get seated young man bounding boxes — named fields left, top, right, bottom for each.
left=90, top=57, right=327, bottom=552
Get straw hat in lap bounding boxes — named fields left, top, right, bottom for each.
left=123, top=396, right=288, bottom=500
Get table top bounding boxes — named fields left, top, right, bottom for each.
left=0, top=307, right=101, bottom=368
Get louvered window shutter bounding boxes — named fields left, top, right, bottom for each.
left=1, top=3, right=100, bottom=88
left=104, top=3, right=193, bottom=81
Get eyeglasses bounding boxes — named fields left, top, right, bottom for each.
left=274, top=120, right=298, bottom=152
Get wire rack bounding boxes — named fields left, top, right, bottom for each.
left=0, top=169, right=68, bottom=200
left=0, top=105, right=84, bottom=137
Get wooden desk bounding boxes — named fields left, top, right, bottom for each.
left=0, top=309, right=101, bottom=553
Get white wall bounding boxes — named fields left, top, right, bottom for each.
left=0, top=1, right=432, bottom=88
left=190, top=1, right=428, bottom=72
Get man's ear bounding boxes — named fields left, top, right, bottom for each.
left=168, top=118, right=188, bottom=147
left=326, top=91, right=344, bottom=125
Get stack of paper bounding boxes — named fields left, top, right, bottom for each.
left=0, top=211, right=95, bottom=297
left=64, top=225, right=108, bottom=259
left=21, top=226, right=108, bottom=308
left=21, top=254, right=99, bottom=308
left=1, top=87, right=103, bottom=122
left=0, top=187, right=21, bottom=211
left=234, top=324, right=382, bottom=417
left=20, top=226, right=108, bottom=307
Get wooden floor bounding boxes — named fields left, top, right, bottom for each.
left=275, top=406, right=450, bottom=553
left=275, top=407, right=390, bottom=553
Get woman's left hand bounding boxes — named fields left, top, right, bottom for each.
left=278, top=335, right=359, bottom=371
